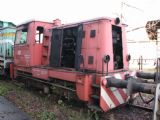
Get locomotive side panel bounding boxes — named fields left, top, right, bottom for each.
left=80, top=22, right=99, bottom=71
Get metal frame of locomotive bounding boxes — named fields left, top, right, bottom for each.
left=12, top=17, right=160, bottom=119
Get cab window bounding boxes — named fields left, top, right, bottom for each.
left=35, top=26, right=44, bottom=43
left=15, top=28, right=28, bottom=44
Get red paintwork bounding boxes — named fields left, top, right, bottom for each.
left=10, top=63, right=14, bottom=80
left=32, top=68, right=49, bottom=80
left=32, top=66, right=93, bottom=101
left=76, top=74, right=93, bottom=101
left=14, top=21, right=54, bottom=68
left=14, top=17, right=130, bottom=111
left=80, top=19, right=128, bottom=72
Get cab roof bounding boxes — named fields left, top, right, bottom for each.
left=17, top=20, right=53, bottom=27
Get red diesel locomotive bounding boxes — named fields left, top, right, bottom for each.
left=13, top=17, right=134, bottom=112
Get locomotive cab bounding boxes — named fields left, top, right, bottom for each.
left=14, top=21, right=54, bottom=68
left=49, top=17, right=128, bottom=73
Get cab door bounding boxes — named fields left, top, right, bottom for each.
left=14, top=23, right=31, bottom=67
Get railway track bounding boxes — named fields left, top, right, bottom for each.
left=103, top=104, right=152, bottom=120
left=102, top=93, right=154, bottom=120
left=55, top=97, right=153, bottom=120
left=0, top=79, right=155, bottom=120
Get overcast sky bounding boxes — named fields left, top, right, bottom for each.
left=0, top=0, right=159, bottom=39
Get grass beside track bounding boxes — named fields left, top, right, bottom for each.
left=0, top=80, right=97, bottom=120
left=0, top=80, right=152, bottom=120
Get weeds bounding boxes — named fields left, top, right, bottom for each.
left=57, top=99, right=65, bottom=106
left=0, top=82, right=12, bottom=95
left=0, top=81, right=101, bottom=120
left=40, top=111, right=56, bottom=120
left=0, top=86, right=9, bottom=95
left=86, top=110, right=100, bottom=120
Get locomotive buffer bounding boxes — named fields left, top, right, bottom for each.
left=103, top=74, right=160, bottom=120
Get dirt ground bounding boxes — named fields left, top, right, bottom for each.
left=0, top=80, right=153, bottom=120
left=0, top=80, right=94, bottom=120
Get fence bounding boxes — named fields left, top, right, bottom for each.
left=129, top=56, right=156, bottom=71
